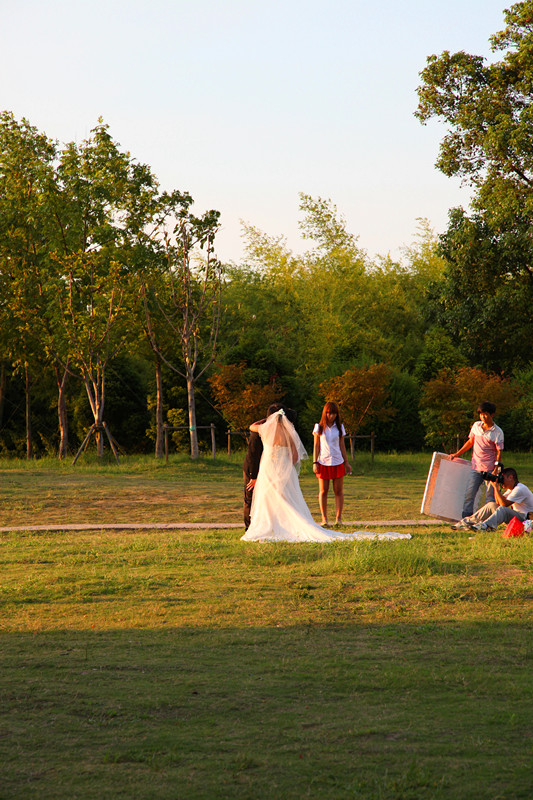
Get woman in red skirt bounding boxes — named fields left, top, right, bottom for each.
left=313, top=402, right=352, bottom=526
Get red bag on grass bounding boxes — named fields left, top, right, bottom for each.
left=502, top=516, right=524, bottom=538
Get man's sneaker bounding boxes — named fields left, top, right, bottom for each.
left=451, top=520, right=468, bottom=530
left=472, top=522, right=488, bottom=531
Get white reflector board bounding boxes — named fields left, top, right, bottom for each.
left=421, top=452, right=472, bottom=522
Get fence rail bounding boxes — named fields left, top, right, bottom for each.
left=347, top=432, right=376, bottom=462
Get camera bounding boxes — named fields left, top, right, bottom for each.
left=481, top=468, right=504, bottom=484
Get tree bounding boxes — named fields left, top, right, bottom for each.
left=435, top=208, right=533, bottom=372
left=51, top=253, right=129, bottom=460
left=230, top=195, right=424, bottom=385
left=48, top=122, right=161, bottom=459
left=414, top=328, right=468, bottom=384
left=416, top=3, right=533, bottom=211
left=500, top=364, right=533, bottom=449
left=0, top=114, right=223, bottom=461
left=369, top=370, right=424, bottom=452
left=137, top=266, right=171, bottom=459
left=208, top=363, right=284, bottom=434
left=0, top=112, right=59, bottom=458
left=416, top=3, right=533, bottom=369
left=419, top=367, right=517, bottom=452
left=134, top=226, right=181, bottom=460
left=132, top=188, right=223, bottom=460
left=137, top=198, right=222, bottom=460
left=319, top=364, right=395, bottom=436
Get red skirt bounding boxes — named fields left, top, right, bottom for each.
left=316, top=462, right=346, bottom=479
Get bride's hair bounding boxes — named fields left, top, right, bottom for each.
left=260, top=406, right=307, bottom=467
left=267, top=403, right=297, bottom=425
left=317, top=402, right=343, bottom=436
left=267, top=402, right=284, bottom=417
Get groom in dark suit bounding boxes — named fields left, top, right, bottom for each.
left=242, top=402, right=285, bottom=529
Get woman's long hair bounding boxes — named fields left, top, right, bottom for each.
left=317, top=402, right=343, bottom=436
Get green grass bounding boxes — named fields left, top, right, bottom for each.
left=4, top=450, right=532, bottom=526
left=2, top=623, right=532, bottom=799
left=1, top=454, right=532, bottom=798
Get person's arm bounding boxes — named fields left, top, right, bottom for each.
left=245, top=431, right=263, bottom=489
left=494, top=482, right=514, bottom=508
left=450, top=438, right=473, bottom=459
left=339, top=434, right=352, bottom=475
left=313, top=433, right=321, bottom=474
left=494, top=448, right=503, bottom=472
left=249, top=418, right=266, bottom=433
left=290, top=437, right=298, bottom=465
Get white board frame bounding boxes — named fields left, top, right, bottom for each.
left=420, top=452, right=472, bottom=522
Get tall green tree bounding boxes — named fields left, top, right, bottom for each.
left=435, top=208, right=533, bottom=371
left=416, top=2, right=533, bottom=208
left=135, top=197, right=222, bottom=460
left=0, top=112, right=59, bottom=457
left=48, top=122, right=161, bottom=458
left=416, top=2, right=533, bottom=370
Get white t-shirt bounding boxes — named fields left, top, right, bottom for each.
left=313, top=422, right=346, bottom=466
left=504, top=483, right=533, bottom=514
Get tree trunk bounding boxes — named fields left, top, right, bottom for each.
left=55, top=363, right=69, bottom=459
left=96, top=365, right=106, bottom=457
left=186, top=371, right=199, bottom=459
left=155, top=358, right=164, bottom=459
left=25, top=362, right=33, bottom=460
left=83, top=366, right=105, bottom=457
left=96, top=394, right=105, bottom=457
left=0, top=362, right=6, bottom=428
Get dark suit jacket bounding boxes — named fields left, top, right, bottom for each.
left=243, top=431, right=263, bottom=480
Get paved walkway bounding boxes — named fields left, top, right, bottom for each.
left=0, top=519, right=445, bottom=533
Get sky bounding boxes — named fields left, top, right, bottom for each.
left=1, top=0, right=509, bottom=264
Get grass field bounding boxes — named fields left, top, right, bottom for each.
left=1, top=453, right=532, bottom=799
left=6, top=449, right=531, bottom=527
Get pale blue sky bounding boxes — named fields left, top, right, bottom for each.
left=1, top=0, right=508, bottom=262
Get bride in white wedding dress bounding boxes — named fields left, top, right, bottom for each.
left=241, top=409, right=371, bottom=542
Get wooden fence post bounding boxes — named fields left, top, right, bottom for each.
left=211, top=423, right=216, bottom=460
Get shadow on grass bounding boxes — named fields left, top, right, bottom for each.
left=2, top=622, right=532, bottom=800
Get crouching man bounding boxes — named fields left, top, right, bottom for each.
left=451, top=467, right=533, bottom=532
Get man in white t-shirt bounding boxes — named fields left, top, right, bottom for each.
left=451, top=468, right=533, bottom=532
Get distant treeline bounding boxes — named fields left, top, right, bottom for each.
left=2, top=110, right=533, bottom=459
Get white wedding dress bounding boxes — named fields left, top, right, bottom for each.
left=241, top=411, right=410, bottom=543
